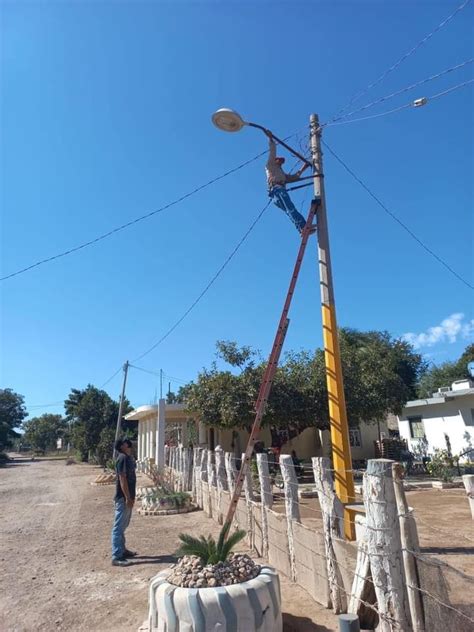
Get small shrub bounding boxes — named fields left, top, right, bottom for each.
left=426, top=448, right=459, bottom=482
left=176, top=522, right=246, bottom=565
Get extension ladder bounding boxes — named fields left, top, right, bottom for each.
left=224, top=197, right=321, bottom=529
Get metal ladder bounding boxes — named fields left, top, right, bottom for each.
left=224, top=197, right=320, bottom=529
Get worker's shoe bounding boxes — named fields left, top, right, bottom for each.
left=112, top=558, right=131, bottom=567
left=124, top=549, right=138, bottom=558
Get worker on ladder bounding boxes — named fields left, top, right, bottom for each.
left=265, top=130, right=310, bottom=234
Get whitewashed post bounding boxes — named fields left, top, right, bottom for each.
left=280, top=454, right=301, bottom=582
left=215, top=446, right=227, bottom=524
left=183, top=448, right=191, bottom=492
left=207, top=449, right=216, bottom=519
left=312, top=456, right=347, bottom=613
left=462, top=475, right=474, bottom=520
left=256, top=453, right=273, bottom=558
left=224, top=451, right=237, bottom=495
left=363, top=459, right=412, bottom=632
left=192, top=448, right=201, bottom=502
left=164, top=445, right=170, bottom=467
left=393, top=463, right=424, bottom=632
left=200, top=449, right=208, bottom=513
left=242, top=452, right=255, bottom=550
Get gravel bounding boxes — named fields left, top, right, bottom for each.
left=168, top=553, right=261, bottom=588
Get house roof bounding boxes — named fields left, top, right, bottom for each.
left=125, top=403, right=190, bottom=422
left=403, top=386, right=474, bottom=409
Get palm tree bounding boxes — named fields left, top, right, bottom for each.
left=176, top=523, right=246, bottom=565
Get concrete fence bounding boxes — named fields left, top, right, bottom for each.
left=142, top=446, right=472, bottom=632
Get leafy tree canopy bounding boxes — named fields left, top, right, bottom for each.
left=22, top=414, right=66, bottom=452
left=65, top=385, right=132, bottom=461
left=183, top=331, right=425, bottom=439
left=0, top=388, right=28, bottom=451
left=417, top=343, right=474, bottom=398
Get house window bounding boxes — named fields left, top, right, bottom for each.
left=408, top=416, right=425, bottom=439
left=349, top=428, right=362, bottom=448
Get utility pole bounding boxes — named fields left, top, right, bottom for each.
left=310, top=114, right=356, bottom=540
left=114, top=360, right=130, bottom=456
left=160, top=368, right=163, bottom=400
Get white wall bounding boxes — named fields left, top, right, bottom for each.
left=398, top=395, right=474, bottom=460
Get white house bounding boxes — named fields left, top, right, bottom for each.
left=397, top=379, right=474, bottom=461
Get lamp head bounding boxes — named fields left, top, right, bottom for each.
left=212, top=108, right=246, bottom=132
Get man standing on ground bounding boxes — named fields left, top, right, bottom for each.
left=265, top=130, right=310, bottom=233
left=111, top=438, right=137, bottom=567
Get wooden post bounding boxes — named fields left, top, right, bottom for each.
left=312, top=456, right=347, bottom=613
left=462, top=474, right=474, bottom=520
left=280, top=454, right=301, bottom=582
left=392, top=463, right=425, bottom=632
left=363, top=459, right=412, bottom=632
left=193, top=448, right=202, bottom=504
left=242, top=452, right=254, bottom=550
left=256, top=453, right=273, bottom=558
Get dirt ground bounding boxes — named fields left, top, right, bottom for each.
left=0, top=457, right=339, bottom=632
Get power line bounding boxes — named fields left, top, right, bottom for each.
left=132, top=199, right=272, bottom=362
left=100, top=365, right=124, bottom=388
left=322, top=140, right=474, bottom=291
left=0, top=150, right=267, bottom=282
left=325, top=78, right=474, bottom=128
left=331, top=0, right=472, bottom=121
left=333, top=58, right=473, bottom=122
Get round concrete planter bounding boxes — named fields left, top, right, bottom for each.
left=146, top=565, right=282, bottom=631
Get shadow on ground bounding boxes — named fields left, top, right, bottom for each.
left=283, top=613, right=334, bottom=632
left=129, top=554, right=177, bottom=566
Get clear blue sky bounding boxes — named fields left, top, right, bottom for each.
left=1, top=1, right=473, bottom=418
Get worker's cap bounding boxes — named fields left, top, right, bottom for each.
left=275, top=157, right=285, bottom=164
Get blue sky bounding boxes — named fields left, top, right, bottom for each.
left=1, top=0, right=473, bottom=417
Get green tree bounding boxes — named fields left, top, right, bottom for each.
left=22, top=414, right=66, bottom=452
left=0, top=389, right=28, bottom=452
left=417, top=344, right=474, bottom=398
left=65, top=385, right=132, bottom=461
left=183, top=331, right=425, bottom=442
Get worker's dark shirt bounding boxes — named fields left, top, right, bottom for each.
left=114, top=453, right=136, bottom=501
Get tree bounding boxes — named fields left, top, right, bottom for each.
left=22, top=414, right=66, bottom=452
left=0, top=389, right=28, bottom=452
left=183, top=331, right=425, bottom=444
left=417, top=343, right=474, bottom=398
left=65, top=385, right=132, bottom=461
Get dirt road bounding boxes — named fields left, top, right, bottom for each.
left=0, top=457, right=337, bottom=632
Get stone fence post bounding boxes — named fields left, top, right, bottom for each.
left=256, top=453, right=273, bottom=558
left=280, top=454, right=301, bottom=582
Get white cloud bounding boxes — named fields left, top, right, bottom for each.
left=402, top=313, right=474, bottom=350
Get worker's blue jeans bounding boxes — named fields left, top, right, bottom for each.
left=111, top=498, right=133, bottom=560
left=269, top=186, right=306, bottom=232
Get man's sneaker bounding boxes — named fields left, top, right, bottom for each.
left=124, top=549, right=137, bottom=558
left=112, top=558, right=131, bottom=567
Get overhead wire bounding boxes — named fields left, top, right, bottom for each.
left=331, top=0, right=473, bottom=121
left=324, top=77, right=474, bottom=128
left=331, top=58, right=474, bottom=123
left=0, top=149, right=268, bottom=282
left=132, top=199, right=272, bottom=362
left=322, top=140, right=474, bottom=290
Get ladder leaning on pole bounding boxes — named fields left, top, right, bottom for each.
left=223, top=197, right=321, bottom=531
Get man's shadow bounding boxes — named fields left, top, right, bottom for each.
left=129, top=554, right=177, bottom=566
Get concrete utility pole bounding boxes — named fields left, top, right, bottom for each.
left=113, top=360, right=130, bottom=456
left=310, top=114, right=356, bottom=540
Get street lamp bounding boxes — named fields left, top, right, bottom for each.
left=211, top=108, right=312, bottom=167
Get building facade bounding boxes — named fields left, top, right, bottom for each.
left=397, top=379, right=474, bottom=460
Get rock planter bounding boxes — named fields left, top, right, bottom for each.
left=145, top=564, right=282, bottom=631
left=91, top=472, right=116, bottom=486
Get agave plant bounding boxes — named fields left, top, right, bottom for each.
left=176, top=522, right=246, bottom=565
